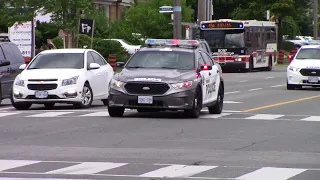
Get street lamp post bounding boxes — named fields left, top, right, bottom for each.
left=173, top=0, right=182, bottom=39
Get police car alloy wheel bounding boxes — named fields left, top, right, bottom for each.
left=184, top=87, right=202, bottom=118
left=209, top=83, right=224, bottom=114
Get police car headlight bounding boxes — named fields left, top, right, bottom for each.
left=15, top=77, right=24, bottom=87
left=288, top=66, right=300, bottom=72
left=111, top=79, right=124, bottom=88
left=171, top=81, right=193, bottom=89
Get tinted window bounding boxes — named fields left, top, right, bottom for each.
left=0, top=47, right=5, bottom=61
left=28, top=53, right=84, bottom=69
left=2, top=44, right=15, bottom=62
left=91, top=52, right=106, bottom=65
left=87, top=52, right=95, bottom=69
left=200, top=52, right=213, bottom=66
left=295, top=48, right=320, bottom=60
left=9, top=44, right=24, bottom=64
left=126, top=51, right=195, bottom=70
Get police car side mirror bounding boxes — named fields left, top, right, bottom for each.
left=201, top=65, right=212, bottom=71
left=116, top=62, right=125, bottom=68
left=0, top=60, right=10, bottom=67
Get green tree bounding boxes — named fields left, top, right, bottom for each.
left=123, top=0, right=194, bottom=39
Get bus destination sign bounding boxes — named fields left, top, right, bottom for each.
left=201, top=22, right=244, bottom=29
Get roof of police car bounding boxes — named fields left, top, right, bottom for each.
left=138, top=46, right=196, bottom=53
left=300, top=45, right=320, bottom=49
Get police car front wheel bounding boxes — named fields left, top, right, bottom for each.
left=184, top=87, right=202, bottom=118
left=108, top=106, right=125, bottom=117
left=208, top=83, right=224, bottom=114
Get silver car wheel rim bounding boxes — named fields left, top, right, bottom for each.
left=81, top=86, right=92, bottom=106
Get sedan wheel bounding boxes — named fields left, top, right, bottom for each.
left=74, top=83, right=93, bottom=109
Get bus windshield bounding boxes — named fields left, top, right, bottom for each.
left=201, top=29, right=245, bottom=48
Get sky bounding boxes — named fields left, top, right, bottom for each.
left=35, top=12, right=52, bottom=23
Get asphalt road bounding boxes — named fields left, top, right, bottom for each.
left=1, top=65, right=320, bottom=180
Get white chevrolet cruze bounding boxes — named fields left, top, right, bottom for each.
left=11, top=49, right=114, bottom=110
left=287, top=45, right=320, bottom=90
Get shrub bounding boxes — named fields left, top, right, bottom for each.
left=93, top=38, right=130, bottom=62
left=51, top=37, right=64, bottom=49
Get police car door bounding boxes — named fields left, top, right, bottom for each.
left=200, top=51, right=219, bottom=103
left=197, top=52, right=209, bottom=104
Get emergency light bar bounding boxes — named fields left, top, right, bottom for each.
left=145, top=39, right=199, bottom=48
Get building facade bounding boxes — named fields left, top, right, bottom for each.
left=94, top=0, right=135, bottom=22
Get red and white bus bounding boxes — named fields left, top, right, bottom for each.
left=198, top=19, right=277, bottom=72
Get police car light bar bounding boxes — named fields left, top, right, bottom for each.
left=145, top=39, right=199, bottom=48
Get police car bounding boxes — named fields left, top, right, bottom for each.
left=287, top=45, right=320, bottom=89
left=107, top=39, right=224, bottom=118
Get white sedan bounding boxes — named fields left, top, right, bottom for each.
left=11, top=49, right=114, bottom=110
left=287, top=45, right=320, bottom=90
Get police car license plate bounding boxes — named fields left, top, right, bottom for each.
left=308, top=77, right=319, bottom=83
left=35, top=91, right=48, bottom=99
left=138, top=96, right=153, bottom=104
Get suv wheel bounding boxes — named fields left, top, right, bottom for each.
left=208, top=83, right=224, bottom=114
left=184, top=87, right=202, bottom=118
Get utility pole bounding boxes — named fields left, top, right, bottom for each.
left=173, top=0, right=182, bottom=39
left=314, top=0, right=318, bottom=39
left=197, top=0, right=206, bottom=24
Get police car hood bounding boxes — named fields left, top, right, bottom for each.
left=291, top=59, right=320, bottom=68
left=116, top=68, right=195, bottom=83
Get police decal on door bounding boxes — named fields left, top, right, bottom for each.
left=206, top=80, right=215, bottom=94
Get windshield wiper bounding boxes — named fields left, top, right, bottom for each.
left=28, top=67, right=40, bottom=69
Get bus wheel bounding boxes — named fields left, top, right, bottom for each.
left=264, top=55, right=273, bottom=71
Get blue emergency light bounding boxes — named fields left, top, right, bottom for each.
left=145, top=39, right=200, bottom=48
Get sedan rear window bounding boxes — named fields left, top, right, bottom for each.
left=295, top=48, right=320, bottom=60
left=28, top=53, right=84, bottom=69
left=125, top=51, right=195, bottom=70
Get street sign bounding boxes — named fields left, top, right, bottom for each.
left=78, top=19, right=94, bottom=36
left=159, top=6, right=173, bottom=13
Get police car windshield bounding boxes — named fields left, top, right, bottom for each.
left=125, top=51, right=195, bottom=70
left=28, top=53, right=84, bottom=69
left=295, top=48, right=320, bottom=60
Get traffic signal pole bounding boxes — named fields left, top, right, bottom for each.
left=313, top=0, right=318, bottom=39
left=173, top=0, right=182, bottom=39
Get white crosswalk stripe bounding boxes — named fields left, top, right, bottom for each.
left=80, top=112, right=109, bottom=117
left=301, top=116, right=320, bottom=122
left=139, top=165, right=217, bottom=178
left=201, top=113, right=231, bottom=119
left=0, top=160, right=40, bottom=171
left=235, top=167, right=307, bottom=180
left=0, top=112, right=20, bottom=117
left=45, top=162, right=127, bottom=175
left=0, top=159, right=314, bottom=179
left=245, top=114, right=284, bottom=120
left=26, top=112, right=74, bottom=117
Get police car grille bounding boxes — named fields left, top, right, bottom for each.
left=27, top=84, right=58, bottom=91
left=299, top=69, right=320, bottom=76
left=124, top=82, right=170, bottom=95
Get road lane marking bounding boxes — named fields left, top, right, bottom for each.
left=239, top=80, right=248, bottom=82
left=271, top=84, right=285, bottom=88
left=248, top=88, right=262, bottom=91
left=0, top=160, right=41, bottom=171
left=245, top=114, right=284, bottom=120
left=224, top=101, right=242, bottom=103
left=265, top=77, right=274, bottom=79
left=225, top=91, right=240, bottom=94
left=0, top=107, right=14, bottom=111
left=139, top=165, right=217, bottom=178
left=45, top=162, right=127, bottom=174
left=26, top=112, right=74, bottom=117
left=235, top=167, right=307, bottom=180
left=202, top=113, right=232, bottom=119
left=242, top=95, right=320, bottom=112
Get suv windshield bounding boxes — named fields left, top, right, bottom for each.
left=27, top=53, right=84, bottom=69
left=295, top=48, right=320, bottom=60
left=201, top=29, right=245, bottom=48
left=125, top=51, right=195, bottom=70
